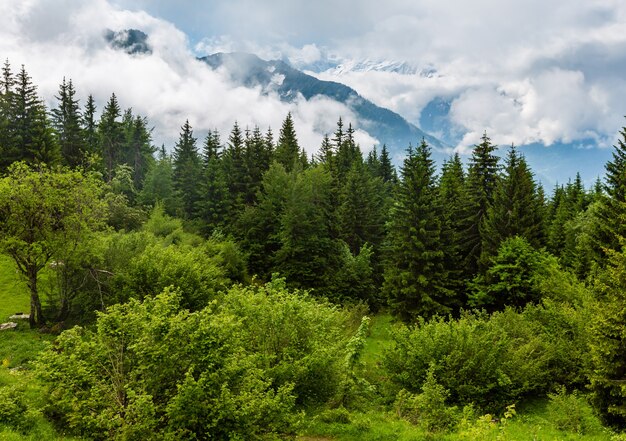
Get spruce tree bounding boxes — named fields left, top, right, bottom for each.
left=438, top=153, right=467, bottom=301
left=197, top=129, right=228, bottom=233
left=596, top=126, right=626, bottom=259
left=172, top=120, right=202, bottom=219
left=52, top=78, right=85, bottom=167
left=122, top=114, right=154, bottom=190
left=13, top=65, right=59, bottom=165
left=480, top=145, right=543, bottom=267
left=98, top=93, right=125, bottom=181
left=274, top=112, right=301, bottom=172
left=383, top=140, right=452, bottom=320
left=83, top=94, right=98, bottom=156
left=0, top=60, right=18, bottom=170
left=337, top=160, right=385, bottom=255
left=223, top=122, right=247, bottom=218
left=379, top=144, right=396, bottom=184
left=460, top=132, right=500, bottom=277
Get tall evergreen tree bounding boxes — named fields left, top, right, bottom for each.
left=596, top=127, right=626, bottom=259
left=0, top=60, right=18, bottom=170
left=337, top=160, right=385, bottom=255
left=122, top=113, right=154, bottom=190
left=223, top=122, right=247, bottom=218
left=460, top=132, right=500, bottom=276
left=12, top=65, right=59, bottom=165
left=438, top=153, right=467, bottom=300
left=98, top=93, right=124, bottom=181
left=383, top=141, right=452, bottom=320
left=51, top=78, right=85, bottom=167
left=83, top=94, right=98, bottom=156
left=275, top=166, right=340, bottom=291
left=379, top=144, right=396, bottom=184
left=480, top=146, right=544, bottom=267
left=274, top=113, right=301, bottom=172
left=172, top=120, right=202, bottom=219
left=317, top=133, right=334, bottom=166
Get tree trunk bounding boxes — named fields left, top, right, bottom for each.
left=27, top=266, right=44, bottom=328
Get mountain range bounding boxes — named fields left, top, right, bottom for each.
left=199, top=52, right=446, bottom=153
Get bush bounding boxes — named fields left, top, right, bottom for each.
left=384, top=303, right=588, bottom=412
left=36, top=288, right=296, bottom=440
left=547, top=387, right=603, bottom=435
left=217, top=277, right=353, bottom=406
left=394, top=368, right=459, bottom=433
left=0, top=385, right=35, bottom=433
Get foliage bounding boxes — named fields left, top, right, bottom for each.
left=217, top=277, right=354, bottom=406
left=469, top=236, right=554, bottom=310
left=589, top=245, right=626, bottom=427
left=0, top=163, right=106, bottom=327
left=384, top=303, right=588, bottom=412
left=36, top=288, right=297, bottom=440
left=394, top=368, right=459, bottom=433
left=547, top=387, right=603, bottom=435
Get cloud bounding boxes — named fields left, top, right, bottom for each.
left=3, top=0, right=626, bottom=157
left=0, top=0, right=365, bottom=155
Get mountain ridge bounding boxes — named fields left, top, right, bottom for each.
left=199, top=52, right=447, bottom=152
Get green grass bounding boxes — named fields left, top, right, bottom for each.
left=0, top=255, right=30, bottom=322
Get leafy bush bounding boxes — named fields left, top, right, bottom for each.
left=384, top=303, right=588, bottom=412
left=36, top=288, right=296, bottom=440
left=547, top=387, right=603, bottom=435
left=0, top=385, right=35, bottom=433
left=217, top=277, right=353, bottom=406
left=394, top=368, right=459, bottom=433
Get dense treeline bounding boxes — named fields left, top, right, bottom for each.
left=3, top=61, right=626, bottom=438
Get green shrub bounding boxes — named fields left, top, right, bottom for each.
left=217, top=277, right=353, bottom=406
left=0, top=385, right=35, bottom=433
left=547, top=387, right=603, bottom=435
left=36, top=288, right=296, bottom=440
left=384, top=304, right=588, bottom=412
left=394, top=368, right=459, bottom=433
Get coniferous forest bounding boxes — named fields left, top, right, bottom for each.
left=2, top=61, right=626, bottom=440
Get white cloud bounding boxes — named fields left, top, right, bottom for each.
left=0, top=0, right=362, bottom=155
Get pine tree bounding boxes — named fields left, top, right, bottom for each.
left=438, top=153, right=467, bottom=301
left=480, top=146, right=543, bottom=266
left=379, top=144, right=396, bottom=184
left=0, top=60, right=18, bottom=170
left=236, top=162, right=291, bottom=279
left=335, top=122, right=361, bottom=178
left=83, top=94, right=98, bottom=155
left=274, top=113, right=301, bottom=172
left=12, top=65, right=59, bottom=165
left=596, top=127, right=626, bottom=259
left=589, top=244, right=626, bottom=427
left=275, top=166, right=340, bottom=291
left=317, top=134, right=334, bottom=166
left=122, top=113, right=154, bottom=190
left=98, top=93, right=125, bottom=181
left=337, top=160, right=385, bottom=255
left=460, top=132, right=500, bottom=277
left=223, top=122, right=247, bottom=218
left=383, top=141, right=452, bottom=320
left=172, top=120, right=202, bottom=219
left=51, top=78, right=85, bottom=167
left=138, top=147, right=179, bottom=215
left=197, top=138, right=229, bottom=236
left=243, top=126, right=272, bottom=204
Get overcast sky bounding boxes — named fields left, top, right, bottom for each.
left=1, top=0, right=625, bottom=183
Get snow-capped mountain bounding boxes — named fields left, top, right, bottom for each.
left=200, top=52, right=447, bottom=151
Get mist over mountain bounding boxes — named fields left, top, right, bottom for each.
left=200, top=52, right=446, bottom=153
